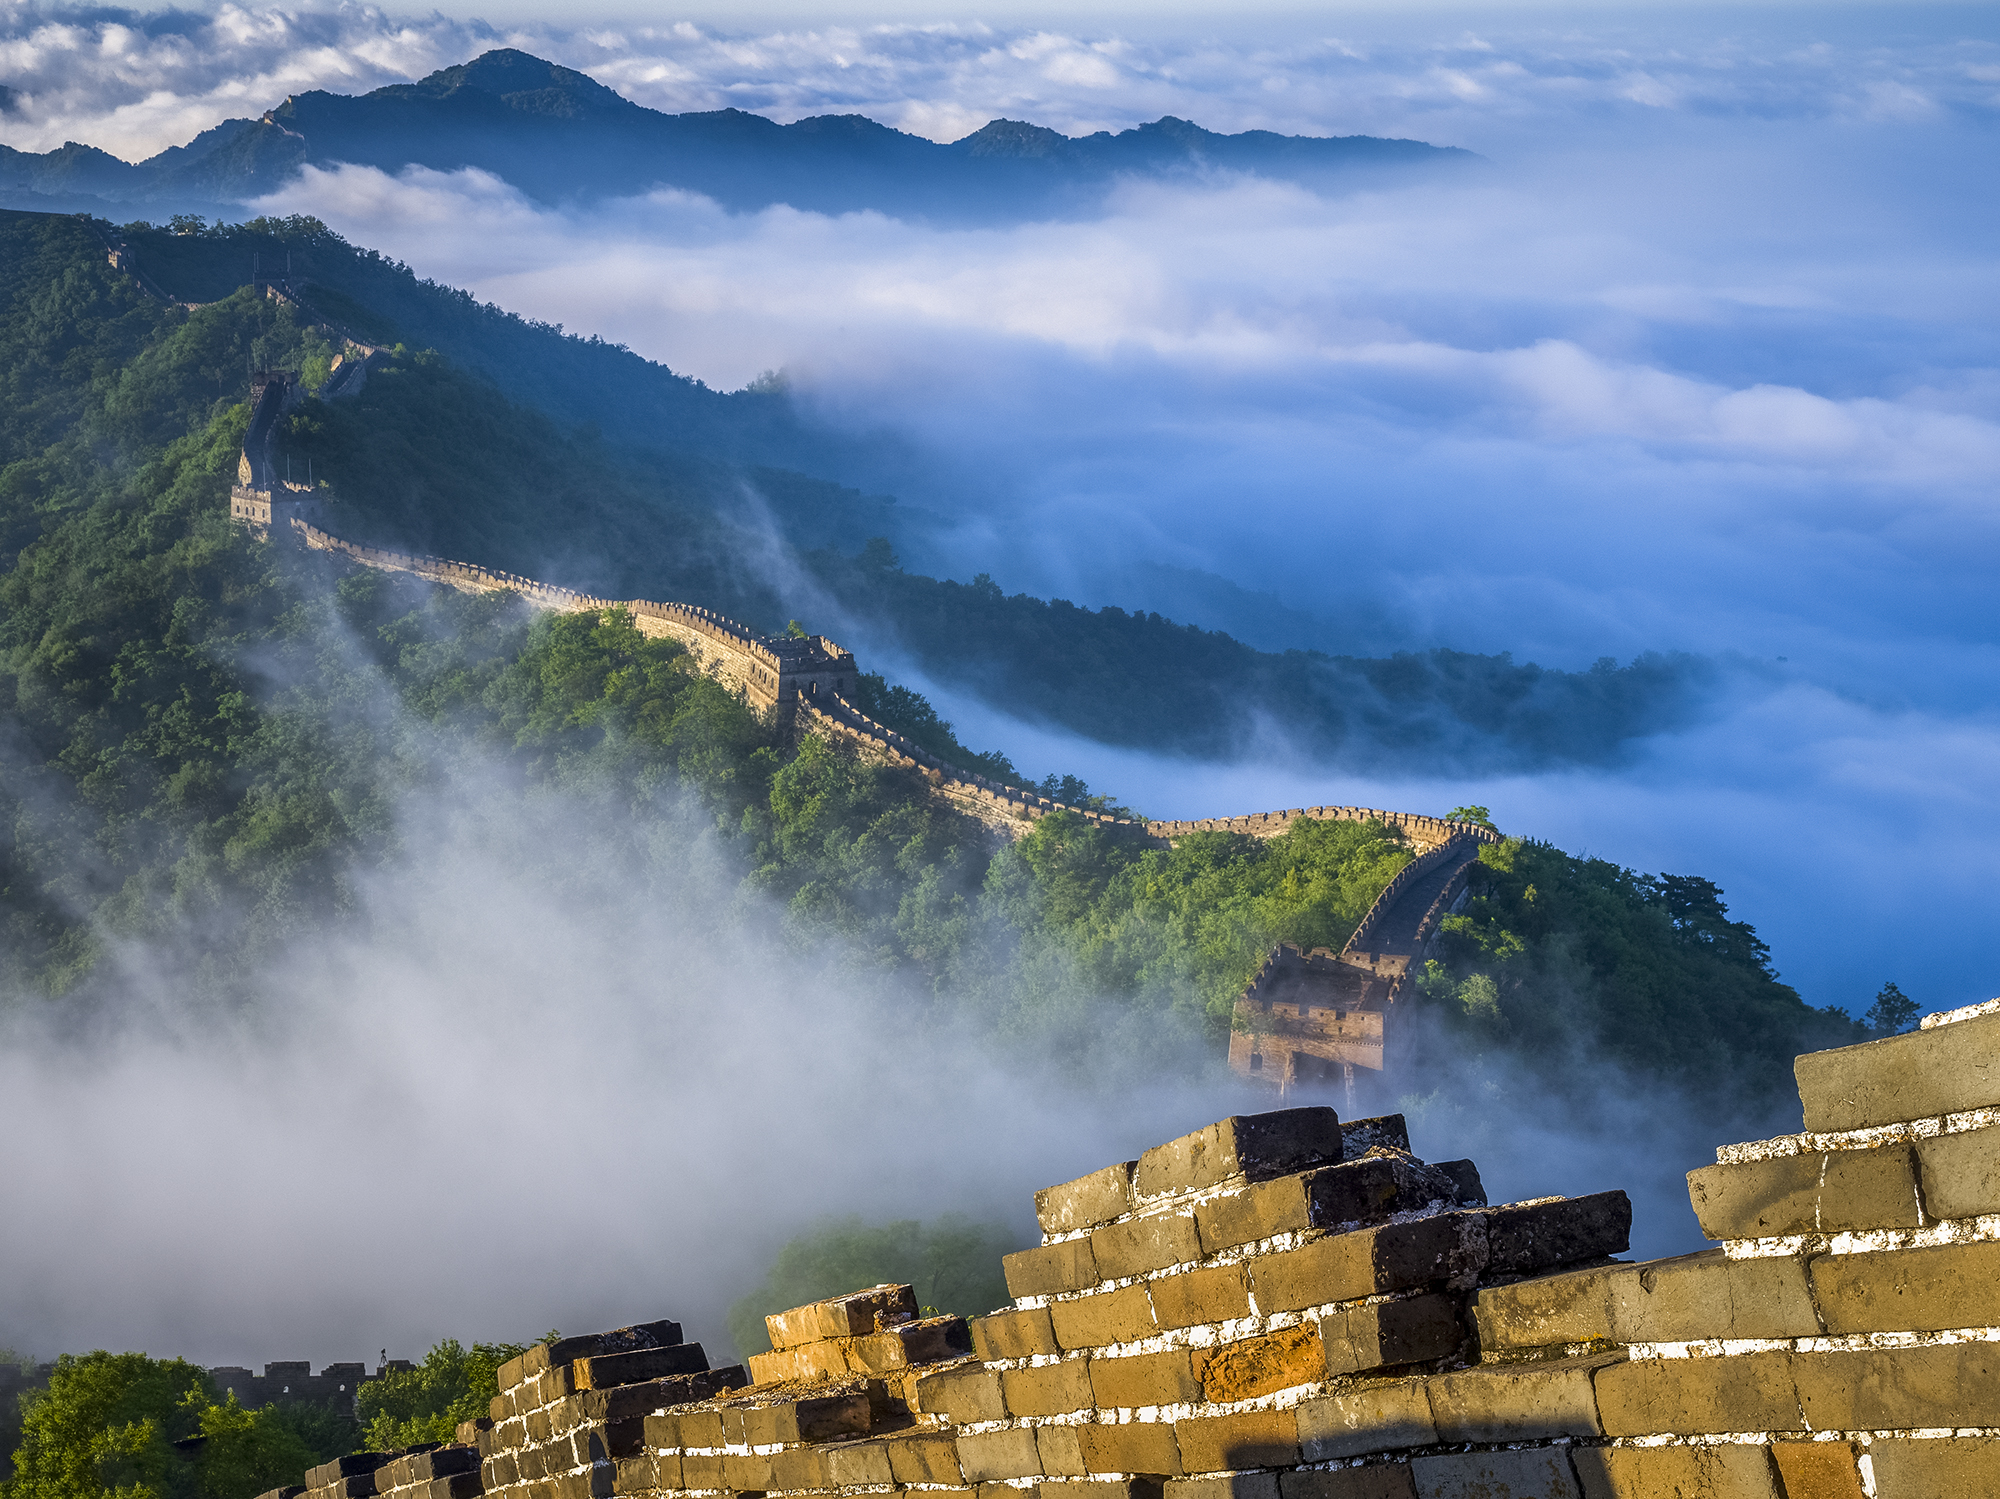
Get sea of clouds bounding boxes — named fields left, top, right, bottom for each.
left=3, top=1, right=1999, bottom=1360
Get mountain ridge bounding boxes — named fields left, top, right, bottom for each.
left=0, top=47, right=1477, bottom=221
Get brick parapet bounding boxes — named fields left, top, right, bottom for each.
left=293, top=1017, right=2000, bottom=1499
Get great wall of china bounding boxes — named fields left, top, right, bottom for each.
left=205, top=311, right=2000, bottom=1498
left=233, top=1004, right=2000, bottom=1499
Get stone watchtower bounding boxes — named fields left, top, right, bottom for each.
left=230, top=369, right=324, bottom=538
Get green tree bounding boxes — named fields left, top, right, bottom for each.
left=725, top=1216, right=1020, bottom=1358
left=355, top=1341, right=531, bottom=1451
left=3, top=1352, right=210, bottom=1499
left=1447, top=806, right=1497, bottom=831
left=1863, top=981, right=1920, bottom=1035
left=190, top=1400, right=316, bottom=1499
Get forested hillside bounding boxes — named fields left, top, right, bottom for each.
left=0, top=206, right=1862, bottom=1102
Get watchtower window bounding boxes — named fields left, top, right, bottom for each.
left=1248, top=1053, right=1262, bottom=1072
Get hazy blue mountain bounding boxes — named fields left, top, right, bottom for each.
left=0, top=48, right=1477, bottom=222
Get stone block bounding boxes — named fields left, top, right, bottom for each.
left=720, top=1451, right=775, bottom=1491
left=583, top=1371, right=736, bottom=1422
left=767, top=1284, right=920, bottom=1348
left=1686, top=1148, right=1920, bottom=1240
left=1166, top=1474, right=1279, bottom=1499
left=1039, top=1162, right=1139, bottom=1233
left=1135, top=1109, right=1345, bottom=1201
left=652, top=1407, right=723, bottom=1447
left=1794, top=1012, right=2000, bottom=1132
left=1198, top=1324, right=1324, bottom=1402
left=887, top=1432, right=966, bottom=1485
left=1199, top=1161, right=1434, bottom=1255
left=1810, top=1239, right=2000, bottom=1333
left=1916, top=1125, right=2000, bottom=1221
left=1051, top=1285, right=1159, bottom=1349
left=1038, top=1425, right=1088, bottom=1477
left=1341, top=1114, right=1412, bottom=1157
left=767, top=1447, right=830, bottom=1491
left=975, top=1483, right=1031, bottom=1499
left=1151, top=1266, right=1253, bottom=1330
left=1425, top=1353, right=1618, bottom=1443
left=1484, top=1193, right=1631, bottom=1275
left=481, top=1456, right=516, bottom=1489
left=846, top=1316, right=974, bottom=1372
left=1173, top=1409, right=1299, bottom=1473
left=428, top=1474, right=479, bottom=1499
left=1092, top=1349, right=1201, bottom=1409
left=822, top=1440, right=893, bottom=1488
left=1593, top=1351, right=1799, bottom=1436
left=1409, top=1448, right=1580, bottom=1499
left=516, top=1447, right=547, bottom=1482
left=1005, top=1358, right=1096, bottom=1416
left=1434, top=1162, right=1486, bottom=1207
left=488, top=1396, right=510, bottom=1425
left=1078, top=1422, right=1183, bottom=1477
left=1297, top=1380, right=1437, bottom=1462
left=609, top=1455, right=654, bottom=1495
left=498, top=1353, right=532, bottom=1392
left=1615, top=1251, right=1819, bottom=1343
left=1008, top=1240, right=1103, bottom=1299
left=1866, top=1435, right=2000, bottom=1497
left=677, top=1453, right=723, bottom=1490
left=1768, top=1443, right=1863, bottom=1499
left=572, top=1345, right=708, bottom=1391
left=1792, top=1343, right=2000, bottom=1430
left=519, top=1324, right=683, bottom=1384
left=1569, top=1444, right=1778, bottom=1499
left=1058, top=1482, right=1165, bottom=1499
left=1279, top=1469, right=1416, bottom=1499
left=974, top=1307, right=1061, bottom=1360
left=916, top=1365, right=1007, bottom=1423
left=1093, top=1213, right=1203, bottom=1279
left=1322, top=1294, right=1464, bottom=1377
left=1472, top=1263, right=1622, bottom=1352
left=1249, top=1216, right=1485, bottom=1313
left=741, top=1388, right=872, bottom=1443
left=598, top=1418, right=647, bottom=1460
left=959, top=1429, right=1046, bottom=1483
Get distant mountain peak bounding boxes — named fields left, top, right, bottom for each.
left=411, top=48, right=635, bottom=118
left=955, top=119, right=1071, bottom=159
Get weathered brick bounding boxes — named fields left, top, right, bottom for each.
left=1768, top=1443, right=1863, bottom=1499
left=1296, top=1380, right=1436, bottom=1462
left=1005, top=1358, right=1096, bottom=1416
left=609, top=1457, right=655, bottom=1496
left=1135, top=1109, right=1345, bottom=1201
left=1866, top=1436, right=2000, bottom=1496
left=916, top=1365, right=1006, bottom=1423
left=425, top=1480, right=474, bottom=1499
left=1322, top=1294, right=1463, bottom=1376
left=767, top=1447, right=830, bottom=1491
left=651, top=1407, right=723, bottom=1448
left=1687, top=1147, right=1921, bottom=1240
left=1059, top=1481, right=1166, bottom=1499
left=1471, top=1262, right=1621, bottom=1351
left=1249, top=1216, right=1485, bottom=1313
left=1278, top=1467, right=1415, bottom=1499
left=766, top=1283, right=919, bottom=1347
left=1569, top=1443, right=1778, bottom=1499
left=1166, top=1474, right=1277, bottom=1499
left=1039, top=1162, right=1139, bottom=1233
left=1051, top=1285, right=1159, bottom=1349
left=514, top=1447, right=546, bottom=1482
left=1426, top=1353, right=1616, bottom=1443
left=887, top=1433, right=965, bottom=1485
left=497, top=1353, right=532, bottom=1392
left=1092, top=1349, right=1201, bottom=1408
left=720, top=1451, right=774, bottom=1491
left=573, top=1345, right=708, bottom=1391
left=1433, top=1162, right=1485, bottom=1207
left=1795, top=1011, right=2000, bottom=1131
left=1484, top=1193, right=1631, bottom=1275
left=746, top=1344, right=838, bottom=1384
left=648, top=1453, right=683, bottom=1491
left=1197, top=1161, right=1433, bottom=1255
left=846, top=1316, right=974, bottom=1372
left=527, top=1410, right=553, bottom=1444
left=1594, top=1352, right=1799, bottom=1436
left=1811, top=1239, right=2000, bottom=1333
left=1341, top=1114, right=1411, bottom=1156
left=1916, top=1125, right=2000, bottom=1220
left=1613, top=1251, right=1817, bottom=1343
left=1038, top=1425, right=1088, bottom=1477
left=1007, top=1239, right=1102, bottom=1299
left=1150, top=1265, right=1253, bottom=1330
left=973, top=1307, right=1060, bottom=1360
left=1197, top=1325, right=1323, bottom=1402
left=1078, top=1422, right=1183, bottom=1477
left=1793, top=1342, right=2000, bottom=1429
left=489, top=1395, right=510, bottom=1425
left=821, top=1441, right=892, bottom=1488
left=677, top=1452, right=724, bottom=1490
left=1173, top=1409, right=1299, bottom=1473
left=1093, top=1213, right=1203, bottom=1278
left=741, top=1388, right=873, bottom=1444
left=598, top=1417, right=647, bottom=1460
left=959, top=1429, right=1045, bottom=1483
left=1409, top=1449, right=1580, bottom=1498
left=480, top=1456, right=517, bottom=1489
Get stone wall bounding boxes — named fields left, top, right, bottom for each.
left=209, top=1359, right=397, bottom=1413
left=250, top=1010, right=2000, bottom=1499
